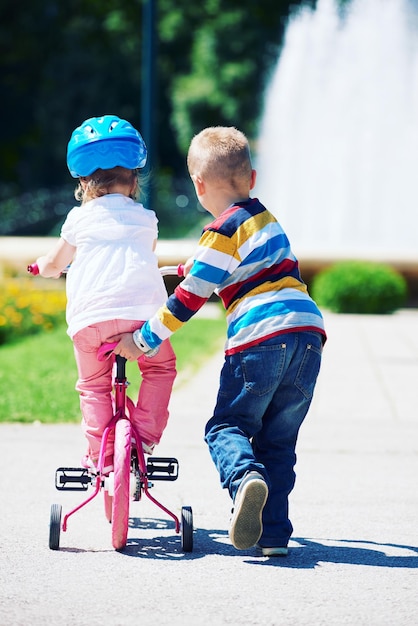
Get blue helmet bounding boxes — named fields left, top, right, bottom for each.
left=66, top=115, right=147, bottom=177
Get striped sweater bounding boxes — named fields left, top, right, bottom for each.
left=141, top=198, right=326, bottom=354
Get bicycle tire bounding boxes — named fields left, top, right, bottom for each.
left=49, top=503, right=62, bottom=550
left=112, top=418, right=132, bottom=549
left=181, top=505, right=193, bottom=553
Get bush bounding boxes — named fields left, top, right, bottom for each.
left=0, top=278, right=66, bottom=344
left=311, top=260, right=408, bottom=314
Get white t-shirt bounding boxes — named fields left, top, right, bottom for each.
left=61, top=194, right=168, bottom=338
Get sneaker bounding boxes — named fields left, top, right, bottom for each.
left=81, top=454, right=113, bottom=475
left=142, top=442, right=155, bottom=455
left=81, top=455, right=97, bottom=472
left=131, top=437, right=155, bottom=456
left=229, top=471, right=269, bottom=550
left=257, top=545, right=288, bottom=557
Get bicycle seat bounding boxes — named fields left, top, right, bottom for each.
left=97, top=342, right=119, bottom=361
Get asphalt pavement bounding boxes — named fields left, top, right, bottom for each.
left=1, top=308, right=417, bottom=625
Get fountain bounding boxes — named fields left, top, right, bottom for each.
left=255, top=0, right=418, bottom=264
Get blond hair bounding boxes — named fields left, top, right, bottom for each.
left=187, top=127, right=253, bottom=190
left=75, top=166, right=140, bottom=203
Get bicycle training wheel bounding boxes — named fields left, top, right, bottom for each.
left=181, top=505, right=193, bottom=552
left=112, top=418, right=132, bottom=550
left=49, top=503, right=62, bottom=550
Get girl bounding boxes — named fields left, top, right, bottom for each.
left=35, top=115, right=176, bottom=472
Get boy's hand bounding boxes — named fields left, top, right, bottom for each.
left=108, top=333, right=144, bottom=361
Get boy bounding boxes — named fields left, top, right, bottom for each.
left=111, top=126, right=326, bottom=556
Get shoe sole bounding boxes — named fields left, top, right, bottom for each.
left=229, top=478, right=268, bottom=550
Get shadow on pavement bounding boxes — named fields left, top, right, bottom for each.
left=244, top=537, right=418, bottom=569
left=119, top=518, right=418, bottom=568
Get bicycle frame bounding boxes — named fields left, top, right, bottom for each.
left=28, top=261, right=193, bottom=551
left=60, top=346, right=180, bottom=538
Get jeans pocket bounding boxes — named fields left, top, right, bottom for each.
left=73, top=326, right=101, bottom=353
left=295, top=342, right=322, bottom=400
left=241, top=344, right=286, bottom=396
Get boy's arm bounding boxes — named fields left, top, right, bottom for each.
left=109, top=267, right=205, bottom=360
left=36, top=238, right=76, bottom=278
left=110, top=231, right=233, bottom=359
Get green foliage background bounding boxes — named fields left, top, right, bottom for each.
left=0, top=315, right=225, bottom=423
left=0, top=0, right=314, bottom=236
left=311, top=261, right=408, bottom=314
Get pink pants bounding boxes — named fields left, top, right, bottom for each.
left=72, top=319, right=177, bottom=460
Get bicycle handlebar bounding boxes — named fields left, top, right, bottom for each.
left=160, top=264, right=185, bottom=277
left=27, top=263, right=39, bottom=275
left=27, top=263, right=185, bottom=277
left=27, top=263, right=69, bottom=275
left=27, top=262, right=185, bottom=360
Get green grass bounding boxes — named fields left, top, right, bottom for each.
left=0, top=315, right=225, bottom=424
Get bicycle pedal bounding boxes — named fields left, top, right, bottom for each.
left=55, top=467, right=93, bottom=491
left=146, top=457, right=179, bottom=481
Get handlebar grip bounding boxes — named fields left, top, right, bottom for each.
left=27, top=263, right=39, bottom=275
left=159, top=264, right=186, bottom=277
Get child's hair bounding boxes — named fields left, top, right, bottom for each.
left=187, top=126, right=253, bottom=189
left=75, top=166, right=140, bottom=204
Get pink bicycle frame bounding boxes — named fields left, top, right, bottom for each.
left=62, top=342, right=180, bottom=534
left=28, top=262, right=186, bottom=538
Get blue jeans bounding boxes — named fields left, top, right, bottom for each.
left=204, top=331, right=323, bottom=548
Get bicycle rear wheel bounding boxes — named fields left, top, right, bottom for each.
left=112, top=418, right=132, bottom=549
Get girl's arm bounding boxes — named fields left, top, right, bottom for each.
left=36, top=238, right=76, bottom=278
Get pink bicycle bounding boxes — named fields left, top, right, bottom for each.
left=28, top=263, right=193, bottom=552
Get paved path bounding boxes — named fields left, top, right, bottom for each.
left=1, top=310, right=417, bottom=625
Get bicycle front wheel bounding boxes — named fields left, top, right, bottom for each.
left=112, top=418, right=132, bottom=550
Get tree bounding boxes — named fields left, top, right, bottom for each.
left=0, top=0, right=312, bottom=234
left=0, top=0, right=144, bottom=189
left=166, top=0, right=295, bottom=153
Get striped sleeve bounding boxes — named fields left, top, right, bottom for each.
left=141, top=227, right=236, bottom=347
